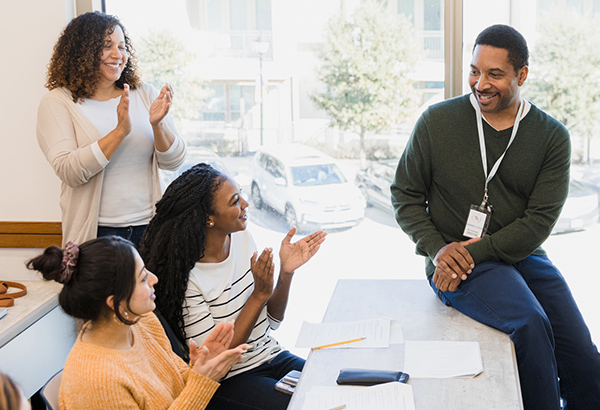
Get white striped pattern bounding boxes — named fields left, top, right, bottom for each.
left=183, top=230, right=282, bottom=379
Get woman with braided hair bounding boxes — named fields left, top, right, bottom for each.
left=140, top=163, right=326, bottom=409
left=27, top=236, right=248, bottom=409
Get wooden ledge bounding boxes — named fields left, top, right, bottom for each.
left=0, top=222, right=62, bottom=248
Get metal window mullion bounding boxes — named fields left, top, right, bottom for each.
left=225, top=83, right=232, bottom=122
left=444, top=0, right=463, bottom=99
left=77, top=0, right=103, bottom=15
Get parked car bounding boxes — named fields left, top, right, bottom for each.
left=354, top=159, right=397, bottom=211
left=161, top=147, right=232, bottom=187
left=355, top=160, right=599, bottom=234
left=251, top=144, right=366, bottom=231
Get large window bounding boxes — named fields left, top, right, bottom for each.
left=202, top=83, right=255, bottom=122
left=104, top=0, right=600, bottom=354
left=185, top=0, right=273, bottom=59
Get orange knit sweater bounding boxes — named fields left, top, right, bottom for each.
left=59, top=313, right=219, bottom=409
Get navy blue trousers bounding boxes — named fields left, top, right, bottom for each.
left=429, top=255, right=600, bottom=410
left=97, top=224, right=147, bottom=249
left=206, top=350, right=305, bottom=410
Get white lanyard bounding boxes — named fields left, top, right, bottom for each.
left=475, top=99, right=525, bottom=204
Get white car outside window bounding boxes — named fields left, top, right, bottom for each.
left=251, top=144, right=366, bottom=231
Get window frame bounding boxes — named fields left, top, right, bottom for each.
left=90, top=0, right=465, bottom=100
left=444, top=0, right=463, bottom=99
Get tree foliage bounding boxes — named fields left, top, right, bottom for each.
left=524, top=6, right=600, bottom=160
left=136, top=30, right=211, bottom=122
left=312, top=1, right=419, bottom=145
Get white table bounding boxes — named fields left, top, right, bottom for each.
left=287, top=279, right=523, bottom=409
left=0, top=281, right=77, bottom=397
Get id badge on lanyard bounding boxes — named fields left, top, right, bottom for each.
left=463, top=99, right=525, bottom=239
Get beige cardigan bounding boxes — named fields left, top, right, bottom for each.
left=36, top=84, right=186, bottom=246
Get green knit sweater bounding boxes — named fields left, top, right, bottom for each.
left=391, top=95, right=570, bottom=277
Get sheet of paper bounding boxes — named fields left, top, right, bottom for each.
left=301, top=382, right=415, bottom=410
left=295, top=318, right=390, bottom=349
left=403, top=340, right=483, bottom=378
left=389, top=320, right=404, bottom=344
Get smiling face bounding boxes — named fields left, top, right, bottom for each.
left=125, top=250, right=158, bottom=317
left=207, top=177, right=249, bottom=234
left=469, top=44, right=528, bottom=120
left=98, top=25, right=128, bottom=89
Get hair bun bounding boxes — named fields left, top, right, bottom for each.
left=26, top=246, right=64, bottom=283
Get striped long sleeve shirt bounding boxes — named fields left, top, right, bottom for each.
left=184, top=230, right=282, bottom=379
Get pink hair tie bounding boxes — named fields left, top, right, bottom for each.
left=59, top=241, right=79, bottom=284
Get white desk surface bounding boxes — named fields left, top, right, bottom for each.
left=0, top=280, right=63, bottom=348
left=0, top=280, right=77, bottom=398
left=287, top=279, right=523, bottom=410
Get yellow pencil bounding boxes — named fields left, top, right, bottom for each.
left=311, top=337, right=366, bottom=350
left=328, top=405, right=346, bottom=410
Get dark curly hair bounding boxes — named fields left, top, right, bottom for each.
left=474, top=24, right=529, bottom=74
left=140, top=163, right=225, bottom=349
left=45, top=11, right=140, bottom=102
left=27, top=235, right=139, bottom=325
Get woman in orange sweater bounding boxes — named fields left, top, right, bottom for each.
left=27, top=235, right=248, bottom=409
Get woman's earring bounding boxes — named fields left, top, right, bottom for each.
left=113, top=310, right=130, bottom=325
left=113, top=313, right=124, bottom=325
left=208, top=221, right=214, bottom=227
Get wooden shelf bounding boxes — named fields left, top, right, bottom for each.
left=0, top=222, right=62, bottom=248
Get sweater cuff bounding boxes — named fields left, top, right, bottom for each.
left=465, top=241, right=486, bottom=265
left=267, top=312, right=281, bottom=330
left=156, top=135, right=181, bottom=156
left=155, top=136, right=186, bottom=170
left=90, top=141, right=109, bottom=167
left=183, top=372, right=220, bottom=407
left=423, top=237, right=448, bottom=262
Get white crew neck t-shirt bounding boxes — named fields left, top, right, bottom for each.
left=79, top=89, right=155, bottom=226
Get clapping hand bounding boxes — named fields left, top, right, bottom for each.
left=116, top=83, right=131, bottom=137
left=189, top=322, right=248, bottom=381
left=196, top=321, right=234, bottom=358
left=250, top=248, right=275, bottom=300
left=280, top=227, right=327, bottom=274
left=149, top=83, right=173, bottom=126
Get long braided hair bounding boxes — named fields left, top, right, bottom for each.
left=140, top=163, right=224, bottom=348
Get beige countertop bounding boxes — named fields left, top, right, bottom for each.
left=288, top=279, right=523, bottom=410
left=0, top=281, right=64, bottom=347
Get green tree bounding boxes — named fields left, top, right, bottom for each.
left=312, top=0, right=419, bottom=166
left=524, top=6, right=600, bottom=163
left=136, top=30, right=212, bottom=124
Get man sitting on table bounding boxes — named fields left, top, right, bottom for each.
left=390, top=24, right=600, bottom=410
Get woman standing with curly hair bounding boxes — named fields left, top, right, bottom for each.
left=37, top=11, right=186, bottom=247
left=140, top=163, right=326, bottom=409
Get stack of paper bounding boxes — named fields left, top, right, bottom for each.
left=295, top=318, right=391, bottom=349
left=403, top=341, right=483, bottom=378
left=301, top=382, right=415, bottom=410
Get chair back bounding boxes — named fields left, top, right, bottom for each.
left=154, top=310, right=187, bottom=360
left=40, top=369, right=62, bottom=410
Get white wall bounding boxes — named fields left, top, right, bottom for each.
left=0, top=0, right=74, bottom=280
